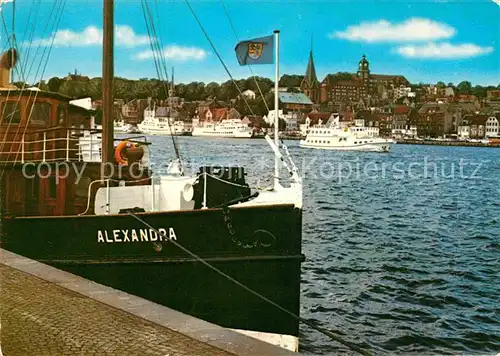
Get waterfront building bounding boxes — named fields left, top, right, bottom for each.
left=485, top=115, right=500, bottom=137
left=264, top=109, right=301, bottom=131
left=416, top=103, right=459, bottom=138
left=242, top=115, right=262, bottom=125
left=457, top=114, right=488, bottom=139
left=458, top=125, right=470, bottom=139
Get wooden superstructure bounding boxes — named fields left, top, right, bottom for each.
left=0, top=50, right=149, bottom=218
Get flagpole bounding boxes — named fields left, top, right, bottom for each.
left=273, top=29, right=280, bottom=189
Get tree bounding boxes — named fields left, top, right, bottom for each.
left=436, top=81, right=446, bottom=88
left=205, top=82, right=220, bottom=99
left=88, top=77, right=102, bottom=100
left=278, top=74, right=302, bottom=88
left=334, top=72, right=353, bottom=81
left=471, top=85, right=487, bottom=99
left=58, top=80, right=90, bottom=98
left=457, top=81, right=472, bottom=94
left=447, top=82, right=454, bottom=88
left=48, top=77, right=62, bottom=92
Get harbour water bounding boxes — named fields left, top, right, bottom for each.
left=143, top=135, right=500, bottom=355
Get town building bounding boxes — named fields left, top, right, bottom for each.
left=121, top=99, right=149, bottom=124
left=264, top=109, right=300, bottom=131
left=485, top=114, right=500, bottom=137
left=197, top=107, right=240, bottom=122
left=392, top=106, right=410, bottom=130
left=393, top=85, right=413, bottom=101
left=278, top=92, right=313, bottom=112
left=241, top=115, right=266, bottom=128
left=417, top=103, right=459, bottom=137
left=318, top=55, right=409, bottom=107
left=320, top=74, right=366, bottom=105
left=486, top=90, right=500, bottom=102
left=391, top=106, right=418, bottom=138
left=438, top=86, right=455, bottom=98
left=461, top=115, right=488, bottom=139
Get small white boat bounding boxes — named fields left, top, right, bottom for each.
left=300, top=115, right=394, bottom=152
left=114, top=119, right=136, bottom=133
left=137, top=106, right=191, bottom=136
left=192, top=118, right=253, bottom=138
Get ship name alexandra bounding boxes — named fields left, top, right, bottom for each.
left=97, top=228, right=177, bottom=243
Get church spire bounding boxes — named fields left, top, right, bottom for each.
left=304, top=47, right=318, bottom=86
left=300, top=38, right=320, bottom=103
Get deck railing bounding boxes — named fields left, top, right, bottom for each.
left=0, top=127, right=149, bottom=164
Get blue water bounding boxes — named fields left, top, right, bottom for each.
left=146, top=135, right=500, bottom=355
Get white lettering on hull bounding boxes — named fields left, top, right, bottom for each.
left=97, top=228, right=177, bottom=243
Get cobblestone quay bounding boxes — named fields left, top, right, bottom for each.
left=0, top=265, right=233, bottom=356
left=0, top=249, right=295, bottom=356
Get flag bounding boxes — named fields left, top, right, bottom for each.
left=235, top=35, right=274, bottom=66
left=0, top=0, right=13, bottom=11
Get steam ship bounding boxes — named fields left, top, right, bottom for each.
left=0, top=1, right=303, bottom=351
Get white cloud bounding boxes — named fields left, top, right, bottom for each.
left=31, top=25, right=151, bottom=47
left=135, top=45, right=208, bottom=61
left=395, top=42, right=494, bottom=59
left=115, top=25, right=150, bottom=47
left=331, top=18, right=455, bottom=43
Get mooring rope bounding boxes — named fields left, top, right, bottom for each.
left=128, top=211, right=374, bottom=356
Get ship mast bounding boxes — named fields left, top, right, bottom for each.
left=102, top=0, right=114, bottom=165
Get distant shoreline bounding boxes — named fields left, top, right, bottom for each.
left=396, top=139, right=500, bottom=148
left=273, top=136, right=500, bottom=147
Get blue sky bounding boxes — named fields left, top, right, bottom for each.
left=1, top=0, right=499, bottom=86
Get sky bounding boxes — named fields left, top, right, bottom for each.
left=1, top=0, right=499, bottom=86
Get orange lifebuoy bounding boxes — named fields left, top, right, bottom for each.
left=115, top=140, right=133, bottom=165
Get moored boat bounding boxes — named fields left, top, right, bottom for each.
left=138, top=106, right=191, bottom=136
left=0, top=4, right=303, bottom=352
left=300, top=114, right=394, bottom=152
left=114, top=118, right=136, bottom=134
left=192, top=118, right=253, bottom=138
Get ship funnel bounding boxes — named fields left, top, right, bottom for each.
left=0, top=49, right=18, bottom=90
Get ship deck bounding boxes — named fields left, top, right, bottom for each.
left=0, top=248, right=296, bottom=356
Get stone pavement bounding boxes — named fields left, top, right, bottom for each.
left=0, top=249, right=297, bottom=356
left=1, top=265, right=233, bottom=356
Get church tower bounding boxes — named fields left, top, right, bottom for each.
left=357, top=54, right=370, bottom=84
left=300, top=48, right=320, bottom=103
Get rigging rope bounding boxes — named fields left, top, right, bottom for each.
left=183, top=0, right=256, bottom=118
left=140, top=0, right=183, bottom=174
left=219, top=0, right=271, bottom=115
left=9, top=0, right=67, bottom=170
left=19, top=0, right=42, bottom=83
left=0, top=0, right=66, bottom=179
left=127, top=211, right=373, bottom=356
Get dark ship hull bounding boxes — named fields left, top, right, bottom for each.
left=1, top=203, right=303, bottom=341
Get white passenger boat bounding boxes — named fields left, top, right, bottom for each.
left=138, top=107, right=191, bottom=136
left=300, top=116, right=394, bottom=152
left=192, top=118, right=253, bottom=138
